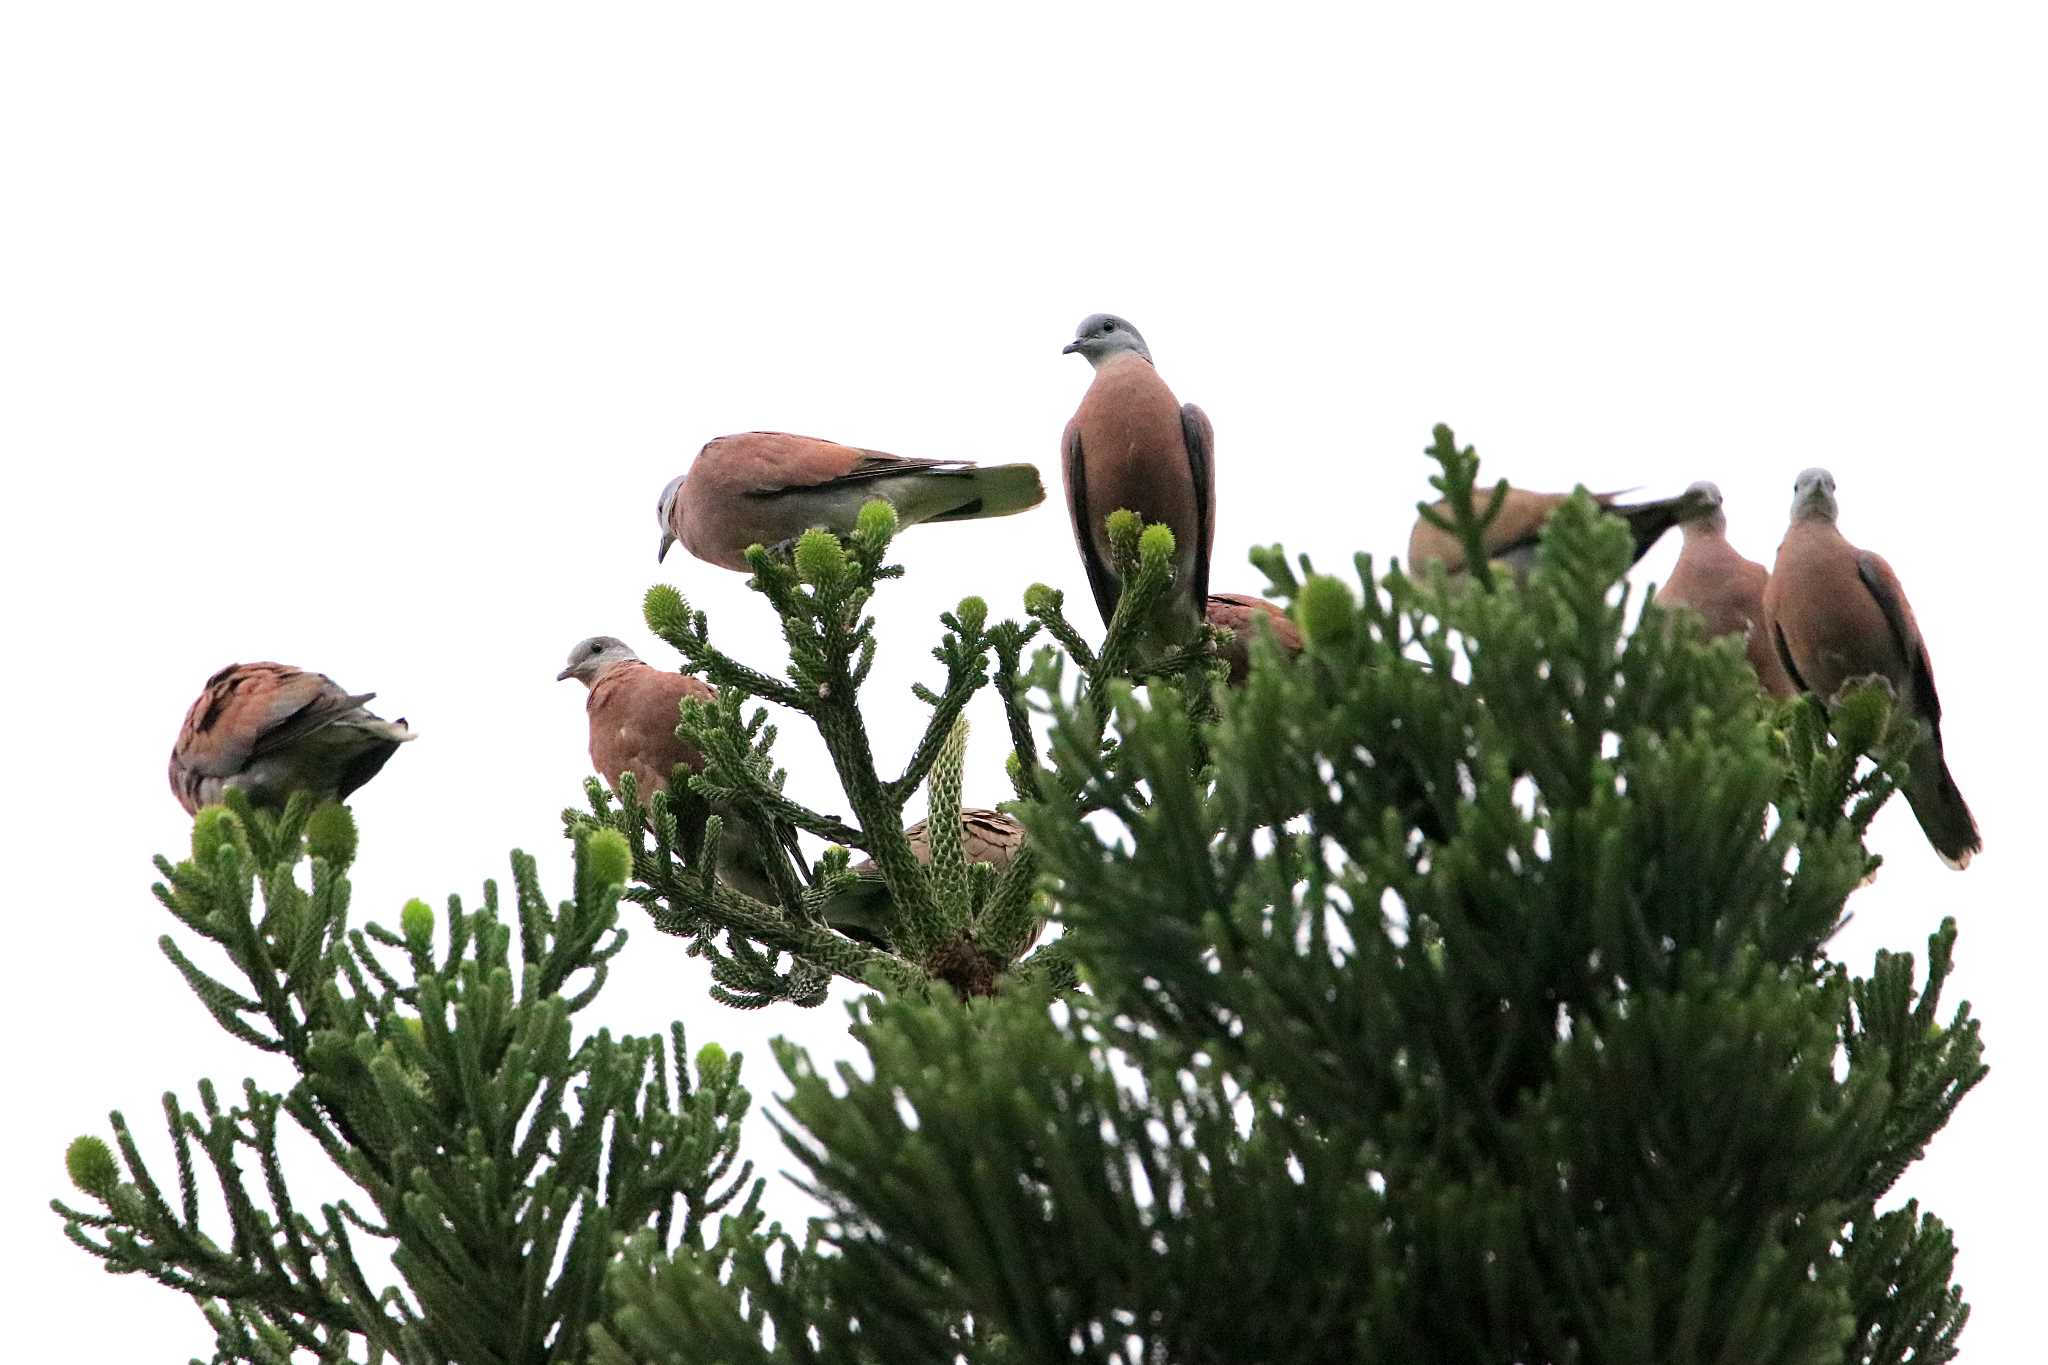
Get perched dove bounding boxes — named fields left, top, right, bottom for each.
left=657, top=432, right=1045, bottom=573
left=1651, top=481, right=1797, bottom=698
left=558, top=636, right=800, bottom=902
left=1206, top=593, right=1303, bottom=685
left=1062, top=313, right=1215, bottom=630
left=1763, top=469, right=1979, bottom=869
left=1408, top=483, right=1713, bottom=582
left=824, top=808, right=1039, bottom=954
left=170, top=663, right=413, bottom=815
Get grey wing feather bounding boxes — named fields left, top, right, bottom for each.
left=248, top=686, right=377, bottom=761
left=1772, top=621, right=1809, bottom=696
left=745, top=450, right=959, bottom=499
left=1181, top=404, right=1215, bottom=606
left=1064, top=427, right=1121, bottom=626
left=1856, top=553, right=1941, bottom=724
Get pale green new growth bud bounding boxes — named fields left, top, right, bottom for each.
left=1138, top=523, right=1177, bottom=570
left=401, top=898, right=434, bottom=945
left=192, top=806, right=243, bottom=865
left=585, top=829, right=633, bottom=890
left=956, top=596, right=987, bottom=634
left=1106, top=508, right=1142, bottom=563
left=1296, top=574, right=1357, bottom=646
left=1023, top=583, right=1057, bottom=615
left=643, top=583, right=688, bottom=637
left=305, top=802, right=358, bottom=869
left=856, top=498, right=898, bottom=543
left=1833, top=680, right=1896, bottom=755
left=793, top=528, right=849, bottom=586
left=696, top=1041, right=729, bottom=1084
left=66, top=1135, right=118, bottom=1199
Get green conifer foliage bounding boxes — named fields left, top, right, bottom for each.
left=565, top=489, right=1216, bottom=1005
left=62, top=425, right=1987, bottom=1363
left=53, top=795, right=782, bottom=1364
left=600, top=427, right=1983, bottom=1362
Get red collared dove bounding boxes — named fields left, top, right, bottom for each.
left=169, top=662, right=413, bottom=815
left=657, top=432, right=1045, bottom=573
left=1206, top=593, right=1302, bottom=685
left=558, top=636, right=799, bottom=902
left=1763, top=469, right=1978, bottom=869
left=1061, top=313, right=1215, bottom=631
left=824, top=807, right=1038, bottom=953
left=1651, top=481, right=1797, bottom=699
left=1408, top=483, right=1714, bottom=583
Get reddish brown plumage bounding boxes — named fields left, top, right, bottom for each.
left=169, top=662, right=411, bottom=815
left=1655, top=520, right=1797, bottom=698
left=1205, top=593, right=1302, bottom=684
left=583, top=661, right=716, bottom=796
left=838, top=808, right=1041, bottom=955
left=1408, top=486, right=1707, bottom=581
left=1062, top=353, right=1214, bottom=626
left=1765, top=513, right=1979, bottom=869
left=668, top=431, right=1043, bottom=572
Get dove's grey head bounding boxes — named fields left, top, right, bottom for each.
left=656, top=474, right=686, bottom=562
left=1790, top=467, right=1838, bottom=522
left=557, top=635, right=640, bottom=685
left=1062, top=313, right=1152, bottom=367
left=1679, top=480, right=1728, bottom=532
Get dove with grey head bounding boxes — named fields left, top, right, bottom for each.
left=557, top=635, right=804, bottom=902
left=658, top=433, right=1045, bottom=573
left=1652, top=481, right=1796, bottom=699
left=1762, top=468, right=1979, bottom=869
left=1061, top=313, right=1215, bottom=635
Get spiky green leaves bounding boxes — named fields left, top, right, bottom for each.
left=583, top=828, right=633, bottom=892
left=64, top=1135, right=117, bottom=1200
left=62, top=821, right=755, bottom=1363
left=643, top=583, right=689, bottom=642
left=1294, top=574, right=1356, bottom=646
left=855, top=496, right=898, bottom=546
left=793, top=528, right=849, bottom=588
left=400, top=896, right=434, bottom=946
left=304, top=802, right=358, bottom=869
left=191, top=804, right=244, bottom=865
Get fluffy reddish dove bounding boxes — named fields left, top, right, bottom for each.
left=1206, top=593, right=1302, bottom=685
left=825, top=808, right=1039, bottom=954
left=1763, top=469, right=1978, bottom=869
left=1408, top=483, right=1714, bottom=582
left=558, top=636, right=801, bottom=902
left=1651, top=481, right=1797, bottom=698
left=169, top=662, right=413, bottom=815
left=657, top=432, right=1045, bottom=573
left=1062, top=313, right=1215, bottom=631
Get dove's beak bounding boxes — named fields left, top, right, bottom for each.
left=658, top=530, right=676, bottom=562
left=555, top=666, right=576, bottom=682
left=1061, top=339, right=1084, bottom=355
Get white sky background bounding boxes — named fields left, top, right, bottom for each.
left=3, top=4, right=2043, bottom=1358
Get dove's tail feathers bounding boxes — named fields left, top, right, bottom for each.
left=1904, top=748, right=1980, bottom=871
left=1610, top=487, right=1717, bottom=566
left=918, top=462, right=1047, bottom=522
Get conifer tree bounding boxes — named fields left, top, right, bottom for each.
left=54, top=799, right=800, bottom=1362
left=61, top=426, right=1984, bottom=1363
